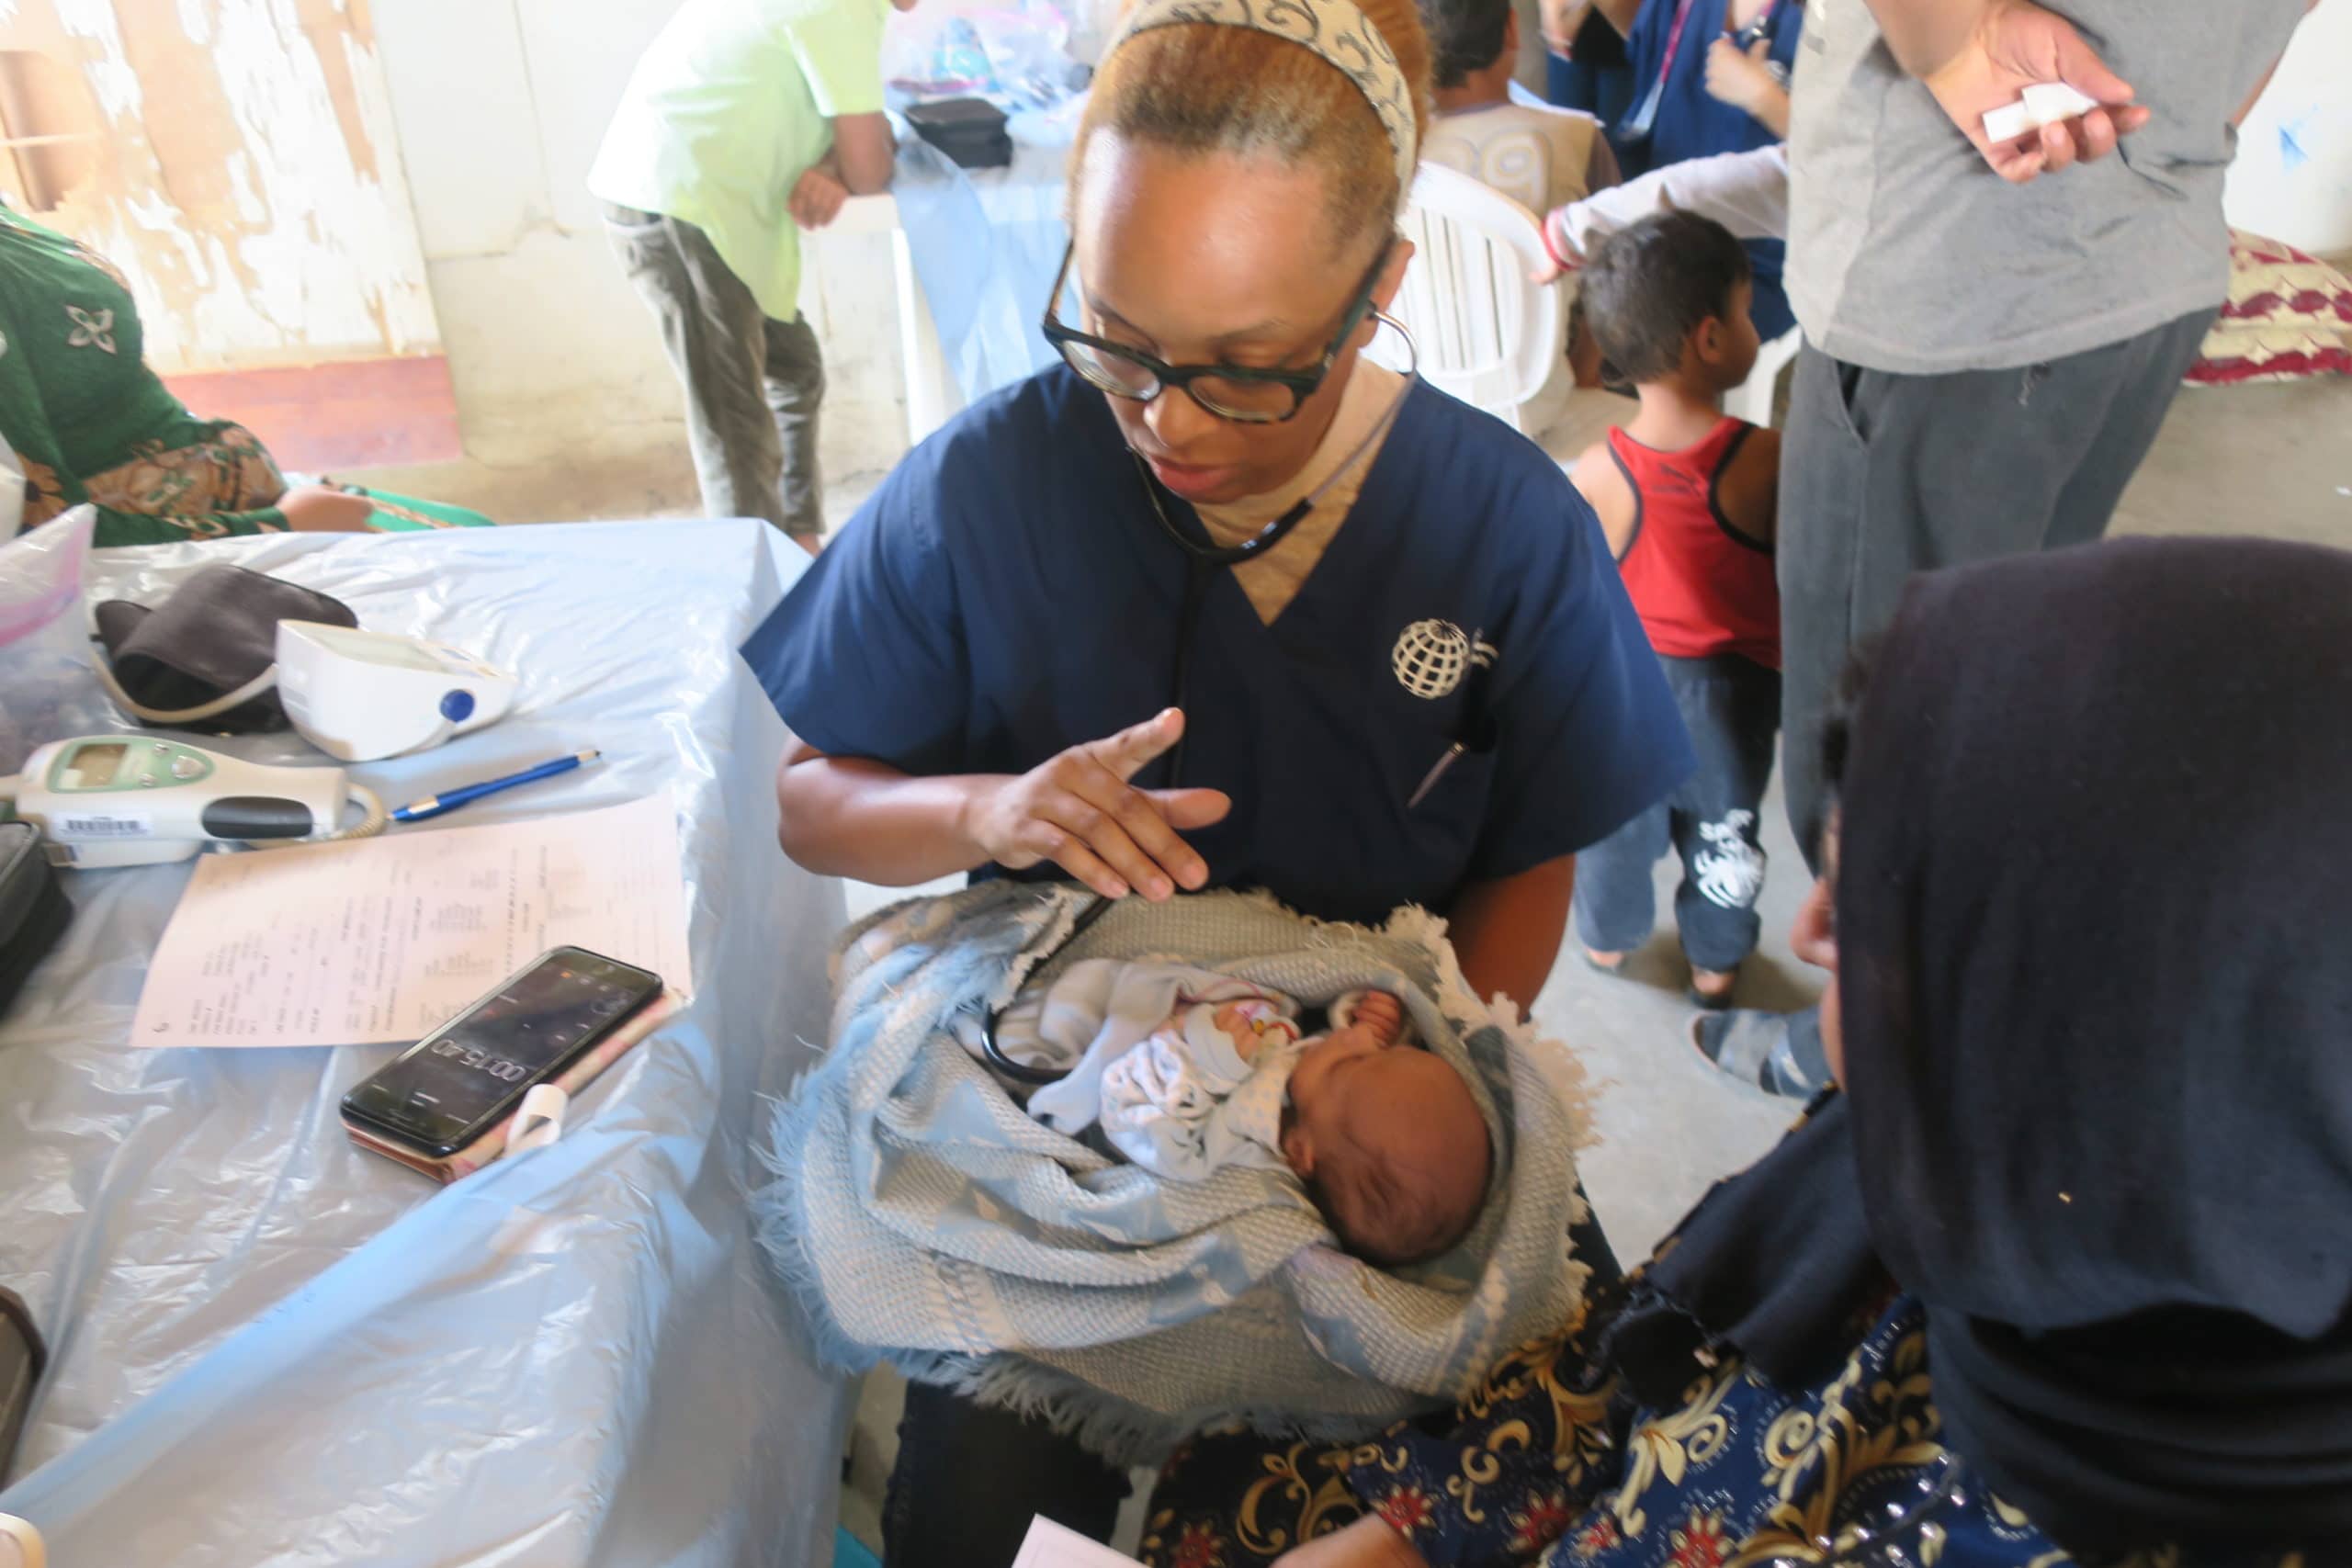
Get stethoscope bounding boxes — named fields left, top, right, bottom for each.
left=978, top=324, right=1446, bottom=1083
left=978, top=893, right=1115, bottom=1083
left=1134, top=313, right=1419, bottom=787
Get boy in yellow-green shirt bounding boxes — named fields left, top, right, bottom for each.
left=590, top=0, right=915, bottom=548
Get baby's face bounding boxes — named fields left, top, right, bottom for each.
left=1283, top=1017, right=1394, bottom=1112
left=1282, top=1026, right=1490, bottom=1265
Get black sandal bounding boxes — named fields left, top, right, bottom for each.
left=1689, top=1007, right=1822, bottom=1100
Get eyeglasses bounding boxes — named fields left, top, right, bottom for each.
left=1040, top=242, right=1391, bottom=424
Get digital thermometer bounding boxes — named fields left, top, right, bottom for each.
left=6, top=737, right=381, bottom=868
left=276, top=621, right=518, bottom=762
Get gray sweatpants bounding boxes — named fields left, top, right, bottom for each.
left=603, top=203, right=825, bottom=539
left=1777, top=307, right=2214, bottom=863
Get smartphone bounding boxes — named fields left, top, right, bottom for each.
left=340, top=946, right=664, bottom=1159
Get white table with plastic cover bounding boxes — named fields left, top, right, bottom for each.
left=837, top=193, right=966, bottom=449
left=836, top=133, right=1071, bottom=449
left=0, top=518, right=847, bottom=1567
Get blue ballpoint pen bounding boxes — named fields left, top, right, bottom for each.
left=391, top=750, right=601, bottom=823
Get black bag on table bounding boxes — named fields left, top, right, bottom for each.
left=0, top=823, right=66, bottom=1021
left=906, top=97, right=1013, bottom=169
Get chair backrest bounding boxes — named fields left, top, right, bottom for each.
left=1374, top=163, right=1565, bottom=428
left=1724, top=324, right=1801, bottom=427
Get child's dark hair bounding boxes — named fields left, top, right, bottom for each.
left=1581, top=211, right=1752, bottom=384
left=1416, top=0, right=1511, bottom=89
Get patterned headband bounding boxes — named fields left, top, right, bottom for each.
left=1103, top=0, right=1420, bottom=197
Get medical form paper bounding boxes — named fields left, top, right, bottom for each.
left=1011, top=1518, right=1144, bottom=1568
left=129, top=795, right=695, bottom=1047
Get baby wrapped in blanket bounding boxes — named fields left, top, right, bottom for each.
left=761, top=884, right=1593, bottom=1465
left=1009, top=963, right=1492, bottom=1265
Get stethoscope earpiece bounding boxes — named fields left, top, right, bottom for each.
left=1371, top=310, right=1419, bottom=380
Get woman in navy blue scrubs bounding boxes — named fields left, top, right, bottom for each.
left=741, top=0, right=1689, bottom=1555
left=1540, top=0, right=1803, bottom=335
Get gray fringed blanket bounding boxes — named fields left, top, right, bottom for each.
left=753, top=883, right=1596, bottom=1463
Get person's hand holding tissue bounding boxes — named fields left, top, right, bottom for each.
left=1905, top=0, right=2149, bottom=184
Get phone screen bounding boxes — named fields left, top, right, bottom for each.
left=341, top=947, right=662, bottom=1156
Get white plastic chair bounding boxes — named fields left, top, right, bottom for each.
left=1375, top=164, right=1564, bottom=434
left=1725, top=325, right=1800, bottom=427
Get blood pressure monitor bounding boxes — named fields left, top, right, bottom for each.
left=275, top=621, right=518, bottom=762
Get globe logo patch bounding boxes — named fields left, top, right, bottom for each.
left=1392, top=619, right=1473, bottom=699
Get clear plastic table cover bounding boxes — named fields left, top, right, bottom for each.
left=0, top=519, right=849, bottom=1567
left=891, top=133, right=1068, bottom=406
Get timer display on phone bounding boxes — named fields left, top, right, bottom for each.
left=341, top=946, right=663, bottom=1158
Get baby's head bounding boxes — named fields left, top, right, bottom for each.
left=1280, top=998, right=1491, bottom=1267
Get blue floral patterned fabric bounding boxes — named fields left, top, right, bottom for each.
left=1142, top=1280, right=2301, bottom=1568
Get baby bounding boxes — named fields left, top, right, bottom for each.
left=1012, top=962, right=1492, bottom=1266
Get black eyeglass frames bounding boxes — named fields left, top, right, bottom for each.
left=1039, top=243, right=1392, bottom=424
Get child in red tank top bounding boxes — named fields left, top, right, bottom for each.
left=1566, top=212, right=1781, bottom=1009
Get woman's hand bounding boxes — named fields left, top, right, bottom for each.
left=1273, top=1516, right=1428, bottom=1568
left=961, top=707, right=1230, bottom=902
left=789, top=165, right=849, bottom=230
left=1703, top=34, right=1786, bottom=128
left=277, top=485, right=374, bottom=532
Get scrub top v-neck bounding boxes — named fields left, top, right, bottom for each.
left=742, top=365, right=1690, bottom=927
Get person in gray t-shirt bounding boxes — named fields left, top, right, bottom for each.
left=1773, top=0, right=2311, bottom=868
left=1691, top=0, right=2312, bottom=1099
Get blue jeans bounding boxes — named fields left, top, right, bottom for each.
left=1575, top=652, right=1780, bottom=973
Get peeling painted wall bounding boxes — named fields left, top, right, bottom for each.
left=0, top=0, right=443, bottom=374
left=371, top=0, right=913, bottom=481
left=368, top=0, right=1136, bottom=486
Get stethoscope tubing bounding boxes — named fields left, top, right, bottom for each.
left=979, top=323, right=1427, bottom=1077
left=1136, top=317, right=1419, bottom=784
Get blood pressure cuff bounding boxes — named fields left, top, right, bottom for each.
left=95, top=565, right=356, bottom=732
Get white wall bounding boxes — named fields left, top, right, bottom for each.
left=371, top=0, right=909, bottom=479
left=2226, top=0, right=2352, bottom=255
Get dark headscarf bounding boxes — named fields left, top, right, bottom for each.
left=1838, top=536, right=2352, bottom=1549
left=1634, top=537, right=2352, bottom=1555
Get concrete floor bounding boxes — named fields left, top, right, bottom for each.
left=349, top=368, right=2352, bottom=547
left=347, top=429, right=889, bottom=536
left=2112, top=376, right=2352, bottom=546
left=348, top=367, right=2350, bottom=1560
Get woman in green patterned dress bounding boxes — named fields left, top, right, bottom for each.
left=0, top=207, right=492, bottom=547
